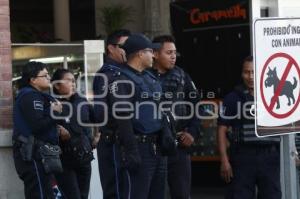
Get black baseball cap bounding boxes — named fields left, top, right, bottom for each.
left=121, top=34, right=160, bottom=55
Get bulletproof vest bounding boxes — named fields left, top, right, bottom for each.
left=13, top=87, right=58, bottom=143
left=120, top=67, right=162, bottom=134
left=233, top=85, right=280, bottom=144
left=160, top=66, right=188, bottom=131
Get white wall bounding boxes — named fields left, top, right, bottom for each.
left=258, top=0, right=300, bottom=17
left=260, top=0, right=279, bottom=17
left=278, top=0, right=300, bottom=17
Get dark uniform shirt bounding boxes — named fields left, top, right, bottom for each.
left=218, top=84, right=280, bottom=144
left=93, top=58, right=130, bottom=125
left=13, top=86, right=59, bottom=144
left=93, top=62, right=136, bottom=151
left=57, top=93, right=94, bottom=141
left=151, top=66, right=201, bottom=139
left=218, top=85, right=254, bottom=128
left=56, top=93, right=94, bottom=167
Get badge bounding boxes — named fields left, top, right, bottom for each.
left=33, top=100, right=44, bottom=110
left=109, top=82, right=118, bottom=94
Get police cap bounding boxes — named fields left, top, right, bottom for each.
left=121, top=34, right=160, bottom=55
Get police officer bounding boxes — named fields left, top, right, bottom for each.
left=93, top=29, right=131, bottom=199
left=218, top=56, right=281, bottom=199
left=151, top=35, right=201, bottom=199
left=51, top=68, right=95, bottom=199
left=107, top=33, right=167, bottom=199
left=12, top=61, right=65, bottom=199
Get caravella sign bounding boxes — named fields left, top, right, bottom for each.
left=189, top=3, right=247, bottom=25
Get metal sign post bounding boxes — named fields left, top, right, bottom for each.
left=281, top=134, right=298, bottom=199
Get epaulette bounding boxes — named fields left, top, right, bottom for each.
left=101, top=64, right=122, bottom=77
left=173, top=66, right=185, bottom=78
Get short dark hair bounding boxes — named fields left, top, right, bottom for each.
left=19, top=61, right=47, bottom=88
left=106, top=29, right=131, bottom=46
left=152, top=35, right=175, bottom=44
left=51, top=68, right=73, bottom=94
left=51, top=68, right=72, bottom=82
left=243, top=55, right=253, bottom=63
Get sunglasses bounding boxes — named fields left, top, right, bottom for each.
left=112, top=43, right=123, bottom=48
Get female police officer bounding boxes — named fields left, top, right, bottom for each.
left=13, top=61, right=64, bottom=199
left=51, top=68, right=94, bottom=199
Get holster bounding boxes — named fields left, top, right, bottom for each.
left=15, top=135, right=35, bottom=161
left=158, top=112, right=177, bottom=156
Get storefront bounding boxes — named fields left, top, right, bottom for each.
left=1, top=0, right=300, bottom=198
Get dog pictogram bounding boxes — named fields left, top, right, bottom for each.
left=264, top=66, right=297, bottom=109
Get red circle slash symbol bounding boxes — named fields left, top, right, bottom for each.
left=260, top=53, right=300, bottom=119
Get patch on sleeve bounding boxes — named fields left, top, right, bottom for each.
left=109, top=82, right=119, bottom=94
left=33, top=100, right=44, bottom=111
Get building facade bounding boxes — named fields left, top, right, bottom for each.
left=0, top=0, right=24, bottom=198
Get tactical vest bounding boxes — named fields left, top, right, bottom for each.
left=232, top=85, right=280, bottom=144
left=13, top=87, right=58, bottom=144
left=120, top=67, right=163, bottom=134
left=159, top=66, right=188, bottom=131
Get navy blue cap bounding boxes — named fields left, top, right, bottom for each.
left=121, top=34, right=160, bottom=55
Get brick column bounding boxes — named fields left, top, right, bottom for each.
left=0, top=2, right=23, bottom=198
left=0, top=0, right=12, bottom=132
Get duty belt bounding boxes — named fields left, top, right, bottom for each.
left=135, top=134, right=158, bottom=143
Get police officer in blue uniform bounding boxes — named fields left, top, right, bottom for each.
left=105, top=33, right=167, bottom=199
left=119, top=33, right=168, bottom=199
left=218, top=56, right=281, bottom=199
left=93, top=29, right=131, bottom=199
left=13, top=62, right=64, bottom=199
left=151, top=35, right=201, bottom=199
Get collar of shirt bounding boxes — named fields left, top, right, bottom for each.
left=124, top=64, right=144, bottom=75
left=105, top=57, right=122, bottom=67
